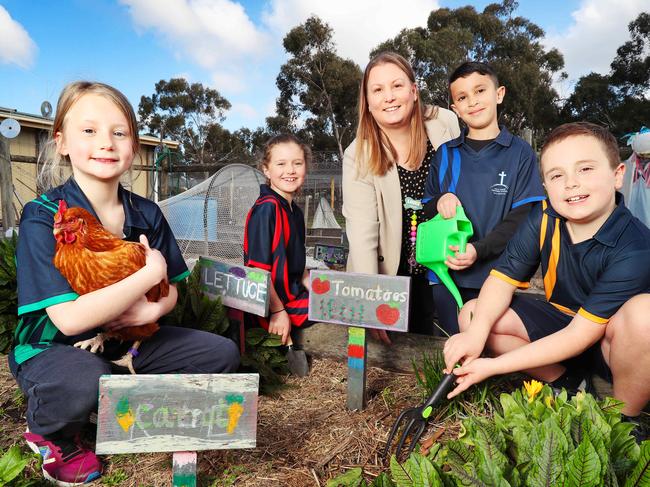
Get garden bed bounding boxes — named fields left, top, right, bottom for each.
left=0, top=354, right=473, bottom=486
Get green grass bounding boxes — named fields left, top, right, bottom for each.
left=412, top=349, right=513, bottom=419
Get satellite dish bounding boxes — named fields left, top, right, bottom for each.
left=41, top=101, right=53, bottom=119
left=0, top=118, right=21, bottom=139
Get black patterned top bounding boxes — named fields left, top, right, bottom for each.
left=396, top=140, right=435, bottom=276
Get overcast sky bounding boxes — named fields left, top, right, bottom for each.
left=0, top=0, right=647, bottom=131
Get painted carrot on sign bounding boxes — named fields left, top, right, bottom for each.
left=225, top=394, right=244, bottom=434
left=115, top=396, right=134, bottom=433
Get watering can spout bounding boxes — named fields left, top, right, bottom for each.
left=415, top=206, right=474, bottom=309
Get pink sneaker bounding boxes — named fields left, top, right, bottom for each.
left=24, top=431, right=102, bottom=486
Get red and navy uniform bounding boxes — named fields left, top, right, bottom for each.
left=244, top=184, right=309, bottom=328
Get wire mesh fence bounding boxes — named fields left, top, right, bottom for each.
left=157, top=152, right=347, bottom=266
left=156, top=151, right=346, bottom=250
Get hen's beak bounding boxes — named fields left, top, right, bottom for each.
left=53, top=227, right=61, bottom=236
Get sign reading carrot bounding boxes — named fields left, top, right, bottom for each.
left=308, top=270, right=410, bottom=332
left=96, top=374, right=259, bottom=454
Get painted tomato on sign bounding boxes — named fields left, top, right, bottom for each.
left=375, top=303, right=400, bottom=326
left=312, top=277, right=331, bottom=294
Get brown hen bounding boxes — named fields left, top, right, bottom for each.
left=52, top=199, right=169, bottom=373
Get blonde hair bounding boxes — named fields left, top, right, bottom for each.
left=258, top=133, right=312, bottom=181
left=37, top=81, right=140, bottom=190
left=355, top=52, right=436, bottom=176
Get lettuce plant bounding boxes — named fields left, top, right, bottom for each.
left=328, top=383, right=649, bottom=486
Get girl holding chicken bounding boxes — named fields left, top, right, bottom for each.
left=10, top=81, right=240, bottom=486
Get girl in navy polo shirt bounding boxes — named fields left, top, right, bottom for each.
left=244, top=134, right=311, bottom=346
left=11, top=81, right=239, bottom=486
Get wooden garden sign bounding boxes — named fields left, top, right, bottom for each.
left=198, top=257, right=271, bottom=317
left=96, top=374, right=259, bottom=486
left=308, top=270, right=410, bottom=410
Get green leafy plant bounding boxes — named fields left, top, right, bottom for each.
left=0, top=233, right=18, bottom=355
left=209, top=464, right=249, bottom=486
left=329, top=383, right=650, bottom=486
left=0, top=445, right=33, bottom=486
left=101, top=468, right=129, bottom=486
left=413, top=350, right=509, bottom=418
left=161, top=264, right=230, bottom=336
left=327, top=468, right=396, bottom=487
left=240, top=327, right=288, bottom=395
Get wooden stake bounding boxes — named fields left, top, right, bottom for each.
left=172, top=451, right=197, bottom=487
left=346, top=327, right=367, bottom=410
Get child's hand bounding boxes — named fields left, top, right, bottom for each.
left=141, top=235, right=167, bottom=283
left=269, top=310, right=291, bottom=345
left=437, top=193, right=462, bottom=219
left=446, top=358, right=496, bottom=399
left=443, top=329, right=486, bottom=372
left=103, top=296, right=159, bottom=330
left=445, top=243, right=477, bottom=270
left=370, top=329, right=392, bottom=345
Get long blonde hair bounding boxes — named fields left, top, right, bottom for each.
left=37, top=81, right=140, bottom=190
left=355, top=52, right=436, bottom=176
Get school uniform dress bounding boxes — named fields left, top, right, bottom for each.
left=492, top=195, right=650, bottom=380
left=244, top=184, right=309, bottom=328
left=10, top=177, right=239, bottom=438
left=424, top=126, right=546, bottom=333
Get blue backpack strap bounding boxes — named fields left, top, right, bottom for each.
left=438, top=145, right=461, bottom=194
left=448, top=148, right=461, bottom=194
left=438, top=143, right=448, bottom=190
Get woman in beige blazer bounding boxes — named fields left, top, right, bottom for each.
left=342, top=52, right=460, bottom=341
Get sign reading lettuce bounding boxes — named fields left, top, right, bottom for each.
left=198, top=257, right=270, bottom=316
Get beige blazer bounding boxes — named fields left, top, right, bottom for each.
left=342, top=107, right=460, bottom=276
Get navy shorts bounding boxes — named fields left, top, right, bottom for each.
left=509, top=294, right=612, bottom=382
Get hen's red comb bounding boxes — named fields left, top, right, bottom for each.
left=54, top=200, right=68, bottom=223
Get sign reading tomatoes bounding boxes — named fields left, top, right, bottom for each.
left=308, top=270, right=410, bottom=332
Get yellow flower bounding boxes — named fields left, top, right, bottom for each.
left=523, top=380, right=543, bottom=403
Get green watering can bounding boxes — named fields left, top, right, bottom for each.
left=416, top=206, right=474, bottom=309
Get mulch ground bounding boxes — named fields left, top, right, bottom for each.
left=0, top=355, right=468, bottom=487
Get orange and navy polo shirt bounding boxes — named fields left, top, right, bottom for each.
left=491, top=194, right=650, bottom=324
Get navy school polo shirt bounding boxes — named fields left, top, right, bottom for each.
left=424, top=126, right=546, bottom=288
left=13, top=177, right=189, bottom=365
left=244, top=184, right=306, bottom=303
left=492, top=195, right=650, bottom=323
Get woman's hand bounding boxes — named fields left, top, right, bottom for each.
left=447, top=358, right=497, bottom=399
left=268, top=310, right=292, bottom=345
left=103, top=296, right=161, bottom=331
left=436, top=193, right=462, bottom=219
left=141, top=235, right=167, bottom=283
left=446, top=243, right=477, bottom=270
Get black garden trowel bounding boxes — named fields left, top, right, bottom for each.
left=286, top=334, right=309, bottom=377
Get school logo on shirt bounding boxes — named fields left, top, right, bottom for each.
left=490, top=171, right=509, bottom=196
